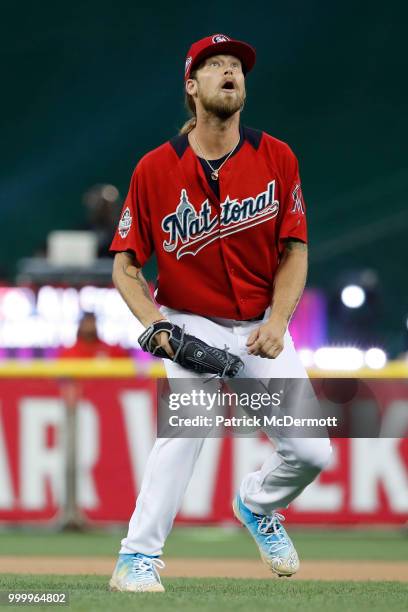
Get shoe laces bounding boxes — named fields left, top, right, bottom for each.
left=256, top=512, right=289, bottom=554
left=131, top=556, right=165, bottom=583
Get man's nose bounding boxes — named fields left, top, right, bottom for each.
left=224, top=66, right=233, bottom=75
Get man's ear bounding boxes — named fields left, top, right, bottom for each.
left=185, top=78, right=197, bottom=96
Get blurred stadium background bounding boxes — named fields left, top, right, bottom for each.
left=0, top=0, right=407, bottom=601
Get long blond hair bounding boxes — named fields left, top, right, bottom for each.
left=179, top=67, right=198, bottom=135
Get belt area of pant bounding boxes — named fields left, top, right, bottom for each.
left=242, top=310, right=266, bottom=322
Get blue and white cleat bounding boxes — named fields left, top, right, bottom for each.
left=233, top=494, right=299, bottom=577
left=109, top=553, right=165, bottom=592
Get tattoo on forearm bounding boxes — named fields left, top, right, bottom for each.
left=271, top=287, right=304, bottom=325
left=123, top=266, right=154, bottom=302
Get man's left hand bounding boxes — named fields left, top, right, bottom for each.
left=246, top=318, right=287, bottom=359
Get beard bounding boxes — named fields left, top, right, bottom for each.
left=197, top=85, right=246, bottom=120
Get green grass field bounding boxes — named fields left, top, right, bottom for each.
left=0, top=575, right=407, bottom=612
left=1, top=528, right=407, bottom=611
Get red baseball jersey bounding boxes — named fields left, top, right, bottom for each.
left=110, top=126, right=307, bottom=320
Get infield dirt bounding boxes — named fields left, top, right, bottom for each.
left=0, top=557, right=407, bottom=581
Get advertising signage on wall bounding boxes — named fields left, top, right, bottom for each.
left=0, top=378, right=407, bottom=525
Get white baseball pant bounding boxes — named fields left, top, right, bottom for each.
left=120, top=306, right=331, bottom=555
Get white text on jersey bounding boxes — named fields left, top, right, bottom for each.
left=162, top=181, right=279, bottom=259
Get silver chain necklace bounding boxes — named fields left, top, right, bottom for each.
left=191, top=132, right=240, bottom=181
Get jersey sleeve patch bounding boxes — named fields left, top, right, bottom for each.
left=118, top=207, right=133, bottom=238
left=290, top=184, right=305, bottom=214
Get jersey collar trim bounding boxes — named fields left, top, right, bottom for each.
left=169, top=125, right=263, bottom=159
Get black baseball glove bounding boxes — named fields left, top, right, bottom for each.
left=138, top=320, right=244, bottom=378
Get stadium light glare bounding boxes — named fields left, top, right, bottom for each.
left=341, top=285, right=366, bottom=308
left=298, top=349, right=315, bottom=367
left=101, top=184, right=119, bottom=202
left=365, top=348, right=387, bottom=369
left=37, top=286, right=62, bottom=319
left=314, top=347, right=364, bottom=370
left=2, top=288, right=33, bottom=320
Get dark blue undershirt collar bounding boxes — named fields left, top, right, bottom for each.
left=169, top=124, right=263, bottom=199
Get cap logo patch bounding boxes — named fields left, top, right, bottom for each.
left=185, top=56, right=192, bottom=75
left=118, top=207, right=132, bottom=238
left=212, top=34, right=230, bottom=44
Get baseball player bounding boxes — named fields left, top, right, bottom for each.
left=109, top=34, right=332, bottom=593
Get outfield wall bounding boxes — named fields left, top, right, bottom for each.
left=0, top=361, right=407, bottom=526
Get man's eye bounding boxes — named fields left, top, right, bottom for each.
left=211, top=61, right=220, bottom=67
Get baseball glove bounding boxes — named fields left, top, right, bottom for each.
left=138, top=320, right=244, bottom=378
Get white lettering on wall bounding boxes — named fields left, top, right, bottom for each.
left=351, top=438, right=408, bottom=512
left=0, top=405, right=14, bottom=508
left=76, top=401, right=100, bottom=509
left=121, top=390, right=155, bottom=490
left=19, top=398, right=65, bottom=509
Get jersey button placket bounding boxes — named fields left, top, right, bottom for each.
left=219, top=174, right=245, bottom=318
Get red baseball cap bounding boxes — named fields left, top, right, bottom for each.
left=184, top=34, right=256, bottom=81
